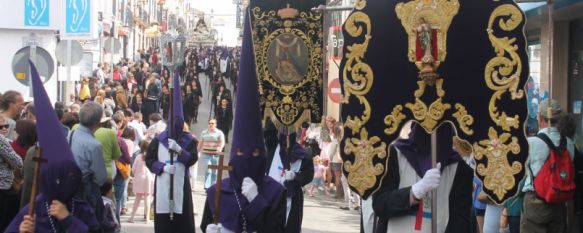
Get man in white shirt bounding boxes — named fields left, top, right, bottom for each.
left=127, top=112, right=147, bottom=153
left=146, top=113, right=166, bottom=141
left=96, top=63, right=107, bottom=86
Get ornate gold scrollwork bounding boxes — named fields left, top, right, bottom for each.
left=474, top=127, right=522, bottom=200
left=476, top=4, right=526, bottom=202
left=251, top=6, right=323, bottom=128
left=251, top=7, right=277, bottom=21
left=355, top=0, right=367, bottom=10
left=275, top=96, right=300, bottom=125
left=342, top=11, right=373, bottom=135
left=453, top=103, right=475, bottom=135
left=405, top=98, right=452, bottom=133
left=485, top=4, right=524, bottom=132
left=344, top=128, right=388, bottom=196
left=384, top=105, right=406, bottom=135
left=341, top=2, right=386, bottom=197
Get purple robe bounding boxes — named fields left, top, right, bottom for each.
left=206, top=177, right=286, bottom=232
left=4, top=195, right=99, bottom=233
left=200, top=9, right=287, bottom=232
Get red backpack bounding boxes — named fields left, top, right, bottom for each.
left=529, top=133, right=576, bottom=203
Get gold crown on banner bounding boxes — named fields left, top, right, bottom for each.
left=278, top=4, right=299, bottom=19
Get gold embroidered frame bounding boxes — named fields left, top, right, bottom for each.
left=250, top=7, right=323, bottom=127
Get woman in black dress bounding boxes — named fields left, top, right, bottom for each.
left=142, top=76, right=160, bottom=127
left=128, top=86, right=139, bottom=108
left=160, top=85, right=170, bottom=120
left=191, top=80, right=203, bottom=124
left=230, top=62, right=238, bottom=93
left=216, top=84, right=232, bottom=110
left=215, top=98, right=233, bottom=143
left=130, top=92, right=143, bottom=114
left=183, top=85, right=194, bottom=126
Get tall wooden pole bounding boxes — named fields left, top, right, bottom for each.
left=169, top=69, right=175, bottom=221
left=28, top=146, right=45, bottom=216
left=547, top=0, right=554, bottom=100
left=207, top=152, right=232, bottom=224
left=430, top=131, right=437, bottom=233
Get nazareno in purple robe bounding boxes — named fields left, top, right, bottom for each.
left=200, top=9, right=287, bottom=233
left=5, top=160, right=99, bottom=233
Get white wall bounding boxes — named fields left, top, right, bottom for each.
left=0, top=0, right=60, bottom=30
left=0, top=29, right=58, bottom=103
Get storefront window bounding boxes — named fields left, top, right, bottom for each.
left=569, top=19, right=583, bottom=149
left=527, top=43, right=546, bottom=135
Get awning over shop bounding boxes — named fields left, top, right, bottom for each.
left=118, top=28, right=129, bottom=37
left=145, top=26, right=160, bottom=38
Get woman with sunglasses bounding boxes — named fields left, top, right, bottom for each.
left=0, top=117, right=23, bottom=231
left=0, top=116, right=10, bottom=138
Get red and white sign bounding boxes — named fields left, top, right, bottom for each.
left=328, top=78, right=342, bottom=103
left=329, top=26, right=343, bottom=61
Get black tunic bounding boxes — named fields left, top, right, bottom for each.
left=265, top=137, right=314, bottom=233
left=161, top=93, right=170, bottom=120
left=145, top=138, right=198, bottom=233
left=372, top=148, right=473, bottom=233
left=215, top=107, right=233, bottom=133
left=130, top=100, right=142, bottom=115
left=183, top=92, right=195, bottom=123
left=192, top=88, right=203, bottom=105
left=143, top=83, right=160, bottom=127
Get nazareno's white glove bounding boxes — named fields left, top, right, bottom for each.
left=206, top=223, right=234, bottom=233
left=284, top=170, right=296, bottom=181
left=205, top=223, right=223, bottom=233
left=168, top=139, right=182, bottom=153
left=241, top=177, right=258, bottom=202
left=163, top=164, right=175, bottom=175
left=411, top=163, right=441, bottom=199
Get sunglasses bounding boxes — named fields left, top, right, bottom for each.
left=0, top=124, right=9, bottom=130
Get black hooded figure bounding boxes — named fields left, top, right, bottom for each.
left=264, top=120, right=314, bottom=233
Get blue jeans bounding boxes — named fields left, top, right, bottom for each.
left=122, top=179, right=129, bottom=210
left=113, top=177, right=127, bottom=222
left=484, top=204, right=504, bottom=233
left=201, top=154, right=218, bottom=189
left=508, top=216, right=520, bottom=233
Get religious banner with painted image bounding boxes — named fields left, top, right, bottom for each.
left=249, top=0, right=324, bottom=127
left=340, top=0, right=529, bottom=203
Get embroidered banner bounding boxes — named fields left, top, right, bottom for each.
left=249, top=0, right=324, bottom=128
left=340, top=0, right=529, bottom=203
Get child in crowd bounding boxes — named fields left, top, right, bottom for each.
left=128, top=140, right=154, bottom=224
left=101, top=178, right=121, bottom=233
left=308, top=156, right=327, bottom=197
